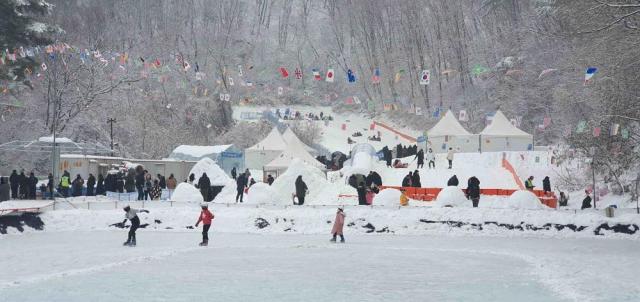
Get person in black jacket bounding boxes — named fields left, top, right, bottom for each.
left=411, top=170, right=421, bottom=188
left=235, top=172, right=247, bottom=203
left=72, top=174, right=84, bottom=197
left=47, top=173, right=54, bottom=199
left=231, top=167, right=237, bottom=180
left=294, top=175, right=308, bottom=205
left=19, top=171, right=28, bottom=199
left=402, top=172, right=412, bottom=187
left=447, top=175, right=459, bottom=186
left=135, top=169, right=145, bottom=200
left=198, top=173, right=211, bottom=201
left=383, top=147, right=392, bottom=168
left=157, top=174, right=166, bottom=189
left=542, top=176, right=551, bottom=194
left=86, top=173, right=96, bottom=196
left=357, top=182, right=367, bottom=205
left=9, top=170, right=19, bottom=199
left=28, top=172, right=38, bottom=199
left=466, top=176, right=481, bottom=207
left=96, top=173, right=105, bottom=195
left=581, top=190, right=592, bottom=210
left=267, top=174, right=275, bottom=186
left=415, top=149, right=425, bottom=169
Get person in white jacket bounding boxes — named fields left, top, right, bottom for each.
left=446, top=148, right=455, bottom=169
left=427, top=148, right=436, bottom=169
left=122, top=205, right=149, bottom=246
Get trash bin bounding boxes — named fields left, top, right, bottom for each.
left=605, top=206, right=615, bottom=218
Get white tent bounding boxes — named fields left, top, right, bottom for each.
left=244, top=127, right=288, bottom=170
left=426, top=110, right=478, bottom=153
left=282, top=127, right=317, bottom=155
left=479, top=110, right=533, bottom=152
left=263, top=135, right=323, bottom=176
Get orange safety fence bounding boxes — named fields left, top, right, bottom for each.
left=501, top=156, right=525, bottom=190
left=372, top=121, right=417, bottom=143
left=378, top=186, right=557, bottom=208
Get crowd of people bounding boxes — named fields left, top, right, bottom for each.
left=275, top=108, right=333, bottom=121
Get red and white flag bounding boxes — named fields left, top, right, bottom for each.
left=326, top=68, right=334, bottom=82
left=279, top=67, right=289, bottom=78
left=312, top=69, right=321, bottom=80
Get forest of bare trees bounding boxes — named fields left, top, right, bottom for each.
left=1, top=0, right=638, bottom=181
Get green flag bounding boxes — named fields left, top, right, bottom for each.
left=576, top=121, right=587, bottom=133
left=472, top=64, right=490, bottom=76
left=621, top=129, right=630, bottom=139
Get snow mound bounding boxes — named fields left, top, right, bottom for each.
left=271, top=159, right=340, bottom=205
left=212, top=181, right=238, bottom=203
left=373, top=189, right=401, bottom=206
left=342, top=151, right=375, bottom=178
left=508, top=190, right=547, bottom=209
left=171, top=183, right=204, bottom=203
left=246, top=183, right=278, bottom=204
left=189, top=158, right=231, bottom=186
left=433, top=186, right=470, bottom=207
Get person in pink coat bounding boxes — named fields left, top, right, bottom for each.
left=330, top=207, right=346, bottom=243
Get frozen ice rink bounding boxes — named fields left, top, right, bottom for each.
left=1, top=231, right=639, bottom=302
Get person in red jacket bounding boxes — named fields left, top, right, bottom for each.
left=195, top=203, right=214, bottom=246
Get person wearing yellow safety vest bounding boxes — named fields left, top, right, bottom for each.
left=59, top=170, right=71, bottom=197
left=524, top=176, right=535, bottom=191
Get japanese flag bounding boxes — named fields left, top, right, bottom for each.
left=41, top=63, right=47, bottom=71
left=326, top=68, right=334, bottom=82
left=419, top=70, right=430, bottom=85
left=458, top=110, right=468, bottom=121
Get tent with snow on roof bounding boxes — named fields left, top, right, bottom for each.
left=426, top=110, right=478, bottom=153
left=244, top=127, right=289, bottom=170
left=479, top=110, right=533, bottom=152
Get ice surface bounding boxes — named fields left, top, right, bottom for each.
left=1, top=232, right=639, bottom=302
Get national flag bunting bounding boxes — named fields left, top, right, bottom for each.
left=584, top=67, right=597, bottom=84
left=279, top=67, right=289, bottom=78
left=312, top=69, right=321, bottom=80
left=294, top=67, right=303, bottom=79
left=419, top=70, right=430, bottom=85
left=372, top=68, right=380, bottom=84
left=347, top=69, right=356, bottom=83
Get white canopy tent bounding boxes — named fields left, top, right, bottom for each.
left=263, top=135, right=323, bottom=177
left=426, top=110, right=478, bottom=153
left=282, top=127, right=317, bottom=155
left=244, top=127, right=288, bottom=170
left=479, top=110, right=533, bottom=152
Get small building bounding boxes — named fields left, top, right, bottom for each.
left=167, top=144, right=244, bottom=175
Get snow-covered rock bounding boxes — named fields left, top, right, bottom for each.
left=433, top=186, right=470, bottom=207
left=189, top=158, right=231, bottom=186
left=373, top=188, right=401, bottom=206
left=508, top=190, right=547, bottom=210
left=171, top=183, right=203, bottom=203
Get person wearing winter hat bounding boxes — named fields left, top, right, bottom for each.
left=195, top=203, right=215, bottom=246
left=122, top=205, right=149, bottom=246
left=330, top=207, right=346, bottom=243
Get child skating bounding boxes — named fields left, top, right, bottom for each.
left=330, top=207, right=346, bottom=243
left=195, top=203, right=214, bottom=246
left=122, top=205, right=149, bottom=247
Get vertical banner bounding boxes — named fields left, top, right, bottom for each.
left=419, top=69, right=430, bottom=85
left=325, top=68, right=334, bottom=82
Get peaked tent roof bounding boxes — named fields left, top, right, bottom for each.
left=246, top=127, right=288, bottom=151
left=264, top=136, right=323, bottom=170
left=480, top=110, right=531, bottom=137
left=282, top=127, right=316, bottom=154
left=427, top=110, right=472, bottom=136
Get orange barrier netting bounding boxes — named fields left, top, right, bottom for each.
left=373, top=121, right=417, bottom=143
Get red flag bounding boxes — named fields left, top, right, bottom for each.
left=593, top=127, right=601, bottom=137
left=279, top=67, right=289, bottom=78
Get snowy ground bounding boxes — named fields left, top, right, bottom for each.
left=1, top=231, right=639, bottom=302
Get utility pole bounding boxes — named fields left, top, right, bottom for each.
left=107, top=118, right=116, bottom=157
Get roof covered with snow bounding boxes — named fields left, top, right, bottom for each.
left=282, top=127, right=316, bottom=153
left=264, top=138, right=323, bottom=170
left=169, top=145, right=232, bottom=159
left=480, top=111, right=531, bottom=137
left=427, top=110, right=472, bottom=136
left=246, top=127, right=288, bottom=151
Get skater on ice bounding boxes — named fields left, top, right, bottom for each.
left=195, top=203, right=215, bottom=246
left=122, top=205, right=150, bottom=246
left=330, top=207, right=345, bottom=243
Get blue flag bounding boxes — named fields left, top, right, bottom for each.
left=585, top=67, right=598, bottom=82
left=347, top=69, right=356, bottom=83
left=433, top=107, right=440, bottom=118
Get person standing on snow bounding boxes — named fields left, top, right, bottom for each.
left=402, top=172, right=412, bottom=187
left=330, top=208, right=346, bottom=243
left=267, top=174, right=275, bottom=186
left=446, top=147, right=455, bottom=169
left=427, top=148, right=436, bottom=169
left=542, top=176, right=551, bottom=194
left=195, top=203, right=215, bottom=246
left=198, top=173, right=211, bottom=202
left=411, top=170, right=421, bottom=188
left=135, top=168, right=145, bottom=200
left=294, top=175, right=308, bottom=205
left=96, top=174, right=105, bottom=196
left=166, top=174, right=177, bottom=199
left=466, top=176, right=481, bottom=207
left=235, top=171, right=247, bottom=203
left=581, top=191, right=592, bottom=210
left=28, top=172, right=38, bottom=199
left=357, top=182, right=368, bottom=205
left=47, top=173, right=54, bottom=199
left=59, top=170, right=71, bottom=197
left=447, top=175, right=459, bottom=186
left=72, top=174, right=84, bottom=197
left=525, top=176, right=535, bottom=191
left=9, top=170, right=19, bottom=199
left=121, top=205, right=149, bottom=246
left=415, top=149, right=425, bottom=169
left=86, top=173, right=96, bottom=196
left=231, top=167, right=237, bottom=180
left=157, top=174, right=166, bottom=189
